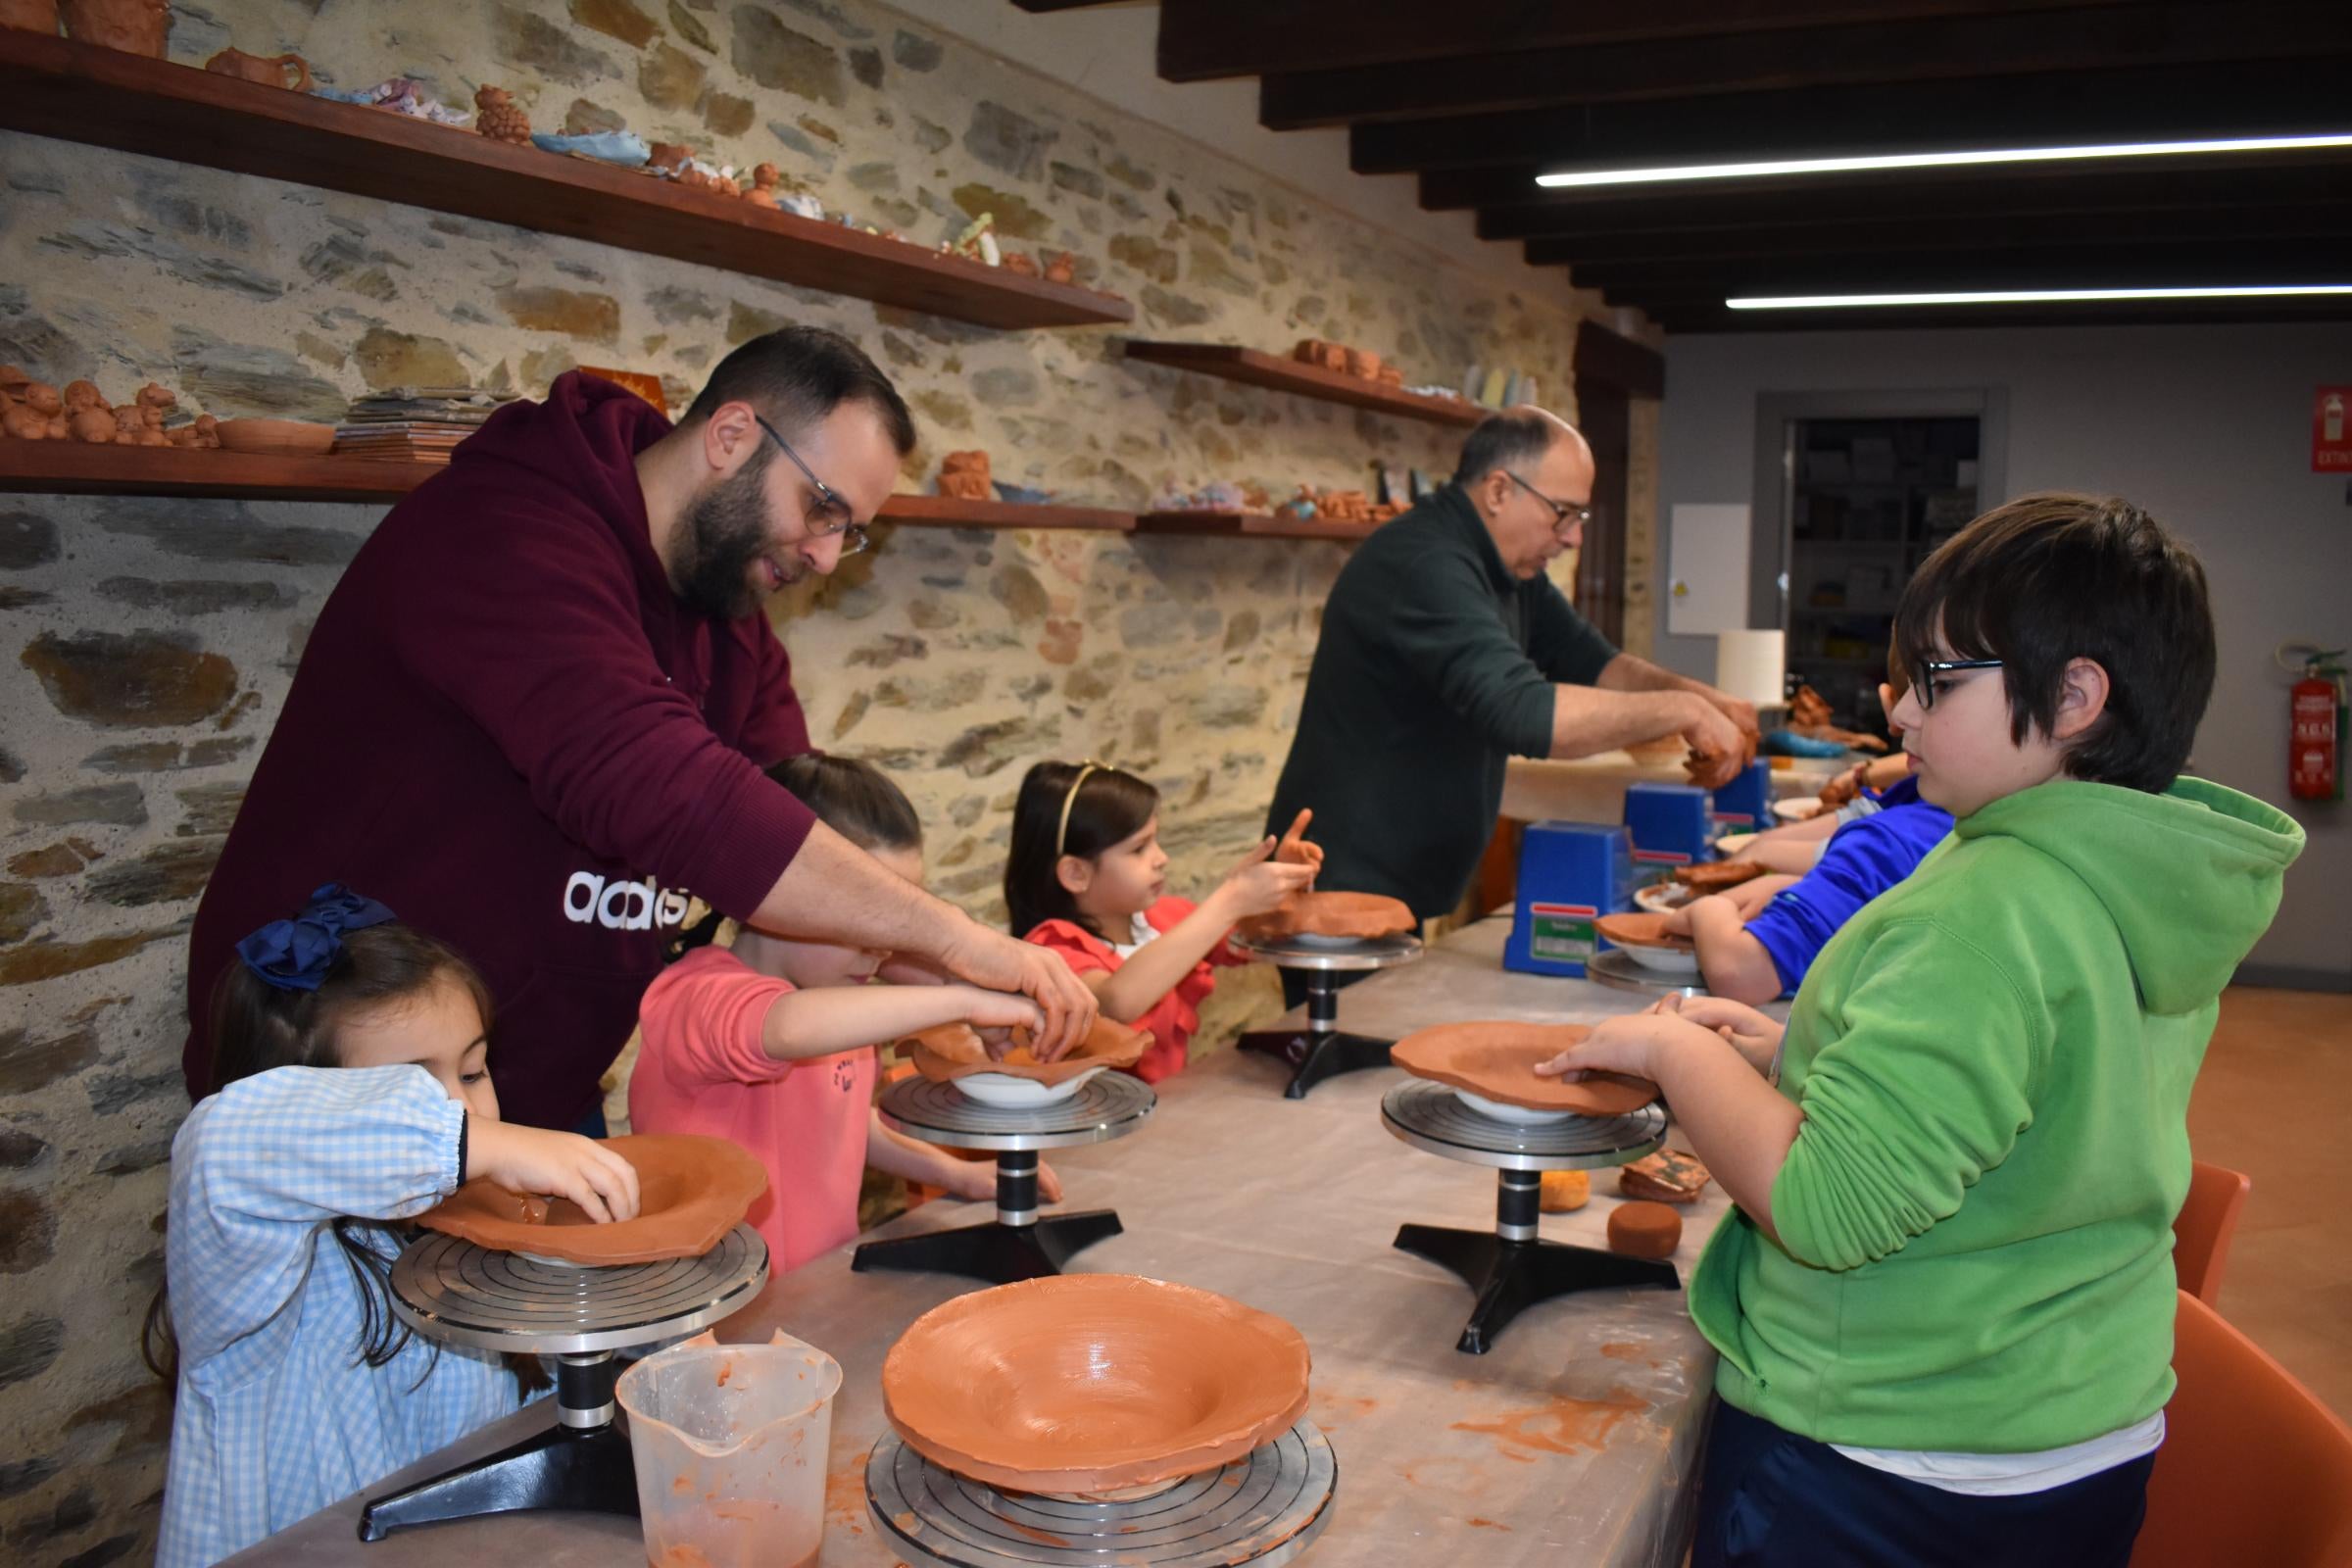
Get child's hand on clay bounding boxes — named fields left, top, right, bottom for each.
left=466, top=1120, right=643, bottom=1223
left=954, top=986, right=1045, bottom=1052
left=1212, top=835, right=1319, bottom=920
left=1274, top=808, right=1325, bottom=877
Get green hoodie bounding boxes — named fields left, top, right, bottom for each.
left=1690, top=776, right=2304, bottom=1451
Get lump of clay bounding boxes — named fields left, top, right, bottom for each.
left=1675, top=859, right=1765, bottom=894
left=1539, top=1170, right=1591, bottom=1212
left=1607, top=1200, right=1682, bottom=1259
left=1593, top=911, right=1695, bottom=954
left=742, top=162, right=781, bottom=208
left=905, top=1016, right=1148, bottom=1087
left=936, top=449, right=992, bottom=501
left=473, top=83, right=530, bottom=143
left=1619, top=1149, right=1711, bottom=1204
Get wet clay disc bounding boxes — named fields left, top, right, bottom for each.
left=882, top=1274, right=1311, bottom=1496
left=416, top=1133, right=765, bottom=1266
left=1674, top=859, right=1765, bottom=893
left=1235, top=890, right=1415, bottom=945
left=1594, top=911, right=1696, bottom=953
left=1607, top=1200, right=1683, bottom=1260
left=1391, top=1022, right=1659, bottom=1116
left=905, top=1015, right=1149, bottom=1086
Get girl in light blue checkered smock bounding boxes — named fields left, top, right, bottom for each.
left=154, top=887, right=643, bottom=1568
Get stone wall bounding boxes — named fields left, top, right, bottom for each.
left=0, top=2, right=1642, bottom=1561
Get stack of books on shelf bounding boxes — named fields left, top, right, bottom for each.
left=333, top=387, right=516, bottom=465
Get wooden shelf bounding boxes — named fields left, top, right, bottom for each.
left=1135, top=509, right=1378, bottom=542
left=0, top=32, right=1131, bottom=332
left=1123, top=342, right=1485, bottom=427
left=0, top=441, right=1140, bottom=532
left=0, top=440, right=439, bottom=502
left=875, top=494, right=1134, bottom=532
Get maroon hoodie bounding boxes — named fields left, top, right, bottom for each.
left=183, top=373, right=815, bottom=1127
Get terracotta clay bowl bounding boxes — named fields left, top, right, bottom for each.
left=1392, top=1022, right=1659, bottom=1120
left=1675, top=858, right=1766, bottom=894
left=882, top=1274, right=1311, bottom=1496
left=416, top=1133, right=766, bottom=1266
left=906, top=1016, right=1149, bottom=1090
left=215, top=417, right=336, bottom=457
left=1234, top=890, right=1415, bottom=946
left=1595, top=911, right=1700, bottom=974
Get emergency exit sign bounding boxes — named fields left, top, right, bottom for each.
left=2318, top=387, right=2352, bottom=472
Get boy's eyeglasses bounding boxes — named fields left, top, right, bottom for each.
left=1914, top=658, right=2003, bottom=710
left=753, top=414, right=869, bottom=556
left=1505, top=470, right=1594, bottom=535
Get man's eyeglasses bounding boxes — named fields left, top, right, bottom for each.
left=1913, top=658, right=2003, bottom=710
left=1505, top=470, right=1594, bottom=535
left=753, top=414, right=869, bottom=556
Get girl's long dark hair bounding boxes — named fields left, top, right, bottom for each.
left=668, top=753, right=924, bottom=958
left=146, top=923, right=545, bottom=1398
left=1003, top=760, right=1159, bottom=942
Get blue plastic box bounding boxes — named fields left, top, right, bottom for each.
left=1505, top=821, right=1634, bottom=977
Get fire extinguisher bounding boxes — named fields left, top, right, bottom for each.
left=2286, top=646, right=2346, bottom=803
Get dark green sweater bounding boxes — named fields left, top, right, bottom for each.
left=1266, top=484, right=1616, bottom=919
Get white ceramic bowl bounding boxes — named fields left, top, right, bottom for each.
left=1452, top=1089, right=1575, bottom=1126
left=953, top=1067, right=1104, bottom=1108
left=1773, top=797, right=1824, bottom=822
left=1634, top=883, right=1690, bottom=916
left=1714, top=830, right=1759, bottom=858
left=1617, top=942, right=1701, bottom=976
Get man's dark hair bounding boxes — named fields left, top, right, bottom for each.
left=1893, top=492, right=2215, bottom=793
left=682, top=324, right=916, bottom=455
left=1453, top=409, right=1559, bottom=487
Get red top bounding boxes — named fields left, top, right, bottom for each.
left=629, top=948, right=876, bottom=1273
left=182, top=373, right=814, bottom=1127
left=1023, top=897, right=1249, bottom=1083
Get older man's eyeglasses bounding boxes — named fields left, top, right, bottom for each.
left=1505, top=470, right=1594, bottom=535
left=1913, top=657, right=2003, bottom=710
left=754, top=414, right=869, bottom=556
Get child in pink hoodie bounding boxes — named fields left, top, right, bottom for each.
left=631, top=755, right=1056, bottom=1271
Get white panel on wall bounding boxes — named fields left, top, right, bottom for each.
left=1667, top=503, right=1752, bottom=635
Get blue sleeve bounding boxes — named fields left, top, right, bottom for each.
left=1742, top=804, right=1957, bottom=995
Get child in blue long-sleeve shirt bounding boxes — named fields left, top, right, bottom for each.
left=156, top=886, right=640, bottom=1568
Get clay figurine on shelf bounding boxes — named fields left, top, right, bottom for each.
left=1043, top=251, right=1076, bottom=285
left=947, top=213, right=1000, bottom=267
left=1293, top=338, right=1348, bottom=373
left=205, top=47, right=311, bottom=90
left=473, top=84, right=530, bottom=143
left=646, top=141, right=693, bottom=176
left=166, top=413, right=221, bottom=450
left=124, top=381, right=174, bottom=445
left=1375, top=364, right=1403, bottom=388
left=1, top=1, right=60, bottom=39
left=999, top=250, right=1039, bottom=277
left=63, top=380, right=114, bottom=443
left=1277, top=484, right=1317, bottom=521
left=936, top=450, right=993, bottom=501
left=741, top=163, right=782, bottom=209
left=3, top=381, right=64, bottom=440
left=59, top=0, right=167, bottom=55
left=1345, top=348, right=1382, bottom=381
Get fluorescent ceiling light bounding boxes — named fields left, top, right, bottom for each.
left=1726, top=285, right=2352, bottom=310
left=1535, top=133, right=2352, bottom=189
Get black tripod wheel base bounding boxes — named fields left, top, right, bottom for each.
left=850, top=1209, right=1122, bottom=1285
left=1236, top=1029, right=1393, bottom=1100
left=358, top=1415, right=638, bottom=1542
left=1395, top=1222, right=1681, bottom=1355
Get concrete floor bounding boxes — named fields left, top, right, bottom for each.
left=2185, top=987, right=2352, bottom=1421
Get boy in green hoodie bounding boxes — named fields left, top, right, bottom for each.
left=1539, top=494, right=2303, bottom=1566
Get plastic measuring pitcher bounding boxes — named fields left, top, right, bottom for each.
left=615, top=1328, right=843, bottom=1568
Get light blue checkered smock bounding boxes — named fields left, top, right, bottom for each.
left=156, top=1065, right=536, bottom=1568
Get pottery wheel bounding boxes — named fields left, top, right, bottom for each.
left=1586, top=947, right=1710, bottom=998
left=1228, top=929, right=1423, bottom=971
left=879, top=1069, right=1155, bottom=1152
left=1381, top=1079, right=1667, bottom=1172
left=388, top=1221, right=769, bottom=1355
left=866, top=1418, right=1335, bottom=1568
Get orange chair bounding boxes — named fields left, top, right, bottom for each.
left=2131, top=1291, right=2352, bottom=1568
left=2172, top=1159, right=2251, bottom=1305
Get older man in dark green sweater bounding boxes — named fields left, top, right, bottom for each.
left=1267, top=407, right=1756, bottom=929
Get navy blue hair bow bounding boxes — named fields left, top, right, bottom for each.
left=235, top=883, right=397, bottom=993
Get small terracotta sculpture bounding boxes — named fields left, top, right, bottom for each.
left=418, top=1134, right=765, bottom=1267
left=166, top=413, right=220, bottom=450
left=1345, top=347, right=1382, bottom=380
left=62, top=382, right=114, bottom=443
left=472, top=83, right=530, bottom=144
left=3, top=377, right=60, bottom=440
left=1607, top=1200, right=1682, bottom=1259
left=205, top=48, right=311, bottom=90
left=110, top=404, right=146, bottom=444
left=741, top=162, right=781, bottom=208
left=122, top=384, right=171, bottom=446
left=1042, top=250, right=1076, bottom=285
left=1540, top=1169, right=1591, bottom=1213
left=59, top=0, right=166, bottom=55
left=0, top=365, right=28, bottom=406
left=999, top=250, right=1039, bottom=277
left=646, top=141, right=693, bottom=176
left=936, top=449, right=992, bottom=501
left=1788, top=684, right=1835, bottom=729
left=1375, top=364, right=1403, bottom=387
left=1619, top=1149, right=1712, bottom=1204
left=1, top=0, right=60, bottom=36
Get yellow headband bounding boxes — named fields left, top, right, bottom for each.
left=1054, top=760, right=1105, bottom=858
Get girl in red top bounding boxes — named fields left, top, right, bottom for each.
left=632, top=755, right=1057, bottom=1272
left=1005, top=760, right=1318, bottom=1084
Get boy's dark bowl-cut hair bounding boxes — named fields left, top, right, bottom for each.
left=1894, top=491, right=2216, bottom=794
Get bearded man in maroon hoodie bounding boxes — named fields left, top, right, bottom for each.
left=183, top=327, right=1096, bottom=1129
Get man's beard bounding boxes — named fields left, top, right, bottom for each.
left=671, top=456, right=778, bottom=621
